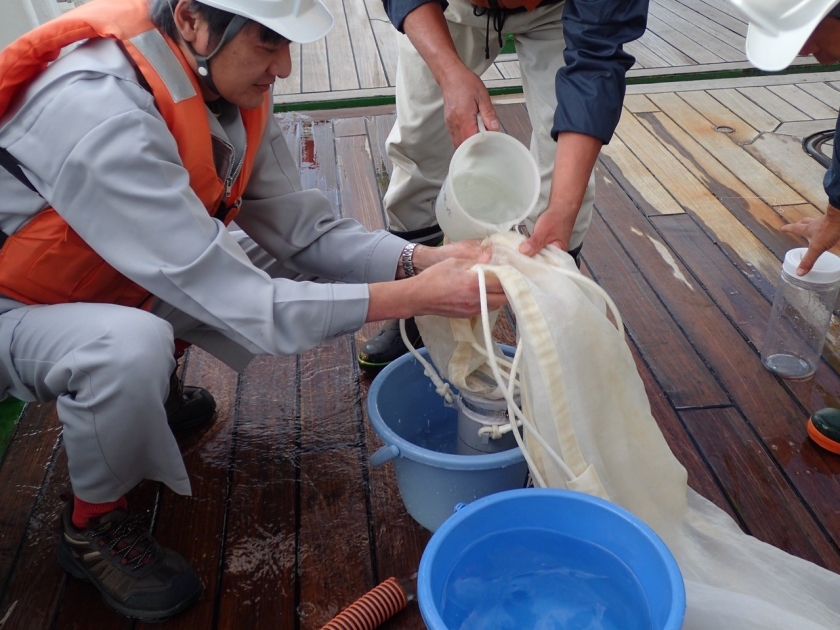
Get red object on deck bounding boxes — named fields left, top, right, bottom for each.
left=320, top=577, right=408, bottom=630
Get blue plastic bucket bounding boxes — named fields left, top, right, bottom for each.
left=367, top=347, right=528, bottom=532
left=418, top=488, right=686, bottom=630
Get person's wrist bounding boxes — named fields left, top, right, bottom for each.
left=437, top=62, right=474, bottom=91
left=409, top=244, right=437, bottom=274
left=546, top=199, right=581, bottom=227
left=400, top=243, right=418, bottom=278
left=546, top=195, right=581, bottom=214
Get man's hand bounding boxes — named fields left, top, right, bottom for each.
left=520, top=202, right=577, bottom=255
left=440, top=67, right=500, bottom=148
left=369, top=254, right=507, bottom=322
left=520, top=132, right=603, bottom=257
left=403, top=3, right=500, bottom=149
left=411, top=257, right=507, bottom=318
left=780, top=204, right=840, bottom=275
left=410, top=238, right=493, bottom=273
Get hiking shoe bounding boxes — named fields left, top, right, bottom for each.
left=358, top=317, right=423, bottom=373
left=57, top=501, right=203, bottom=622
left=165, top=370, right=216, bottom=432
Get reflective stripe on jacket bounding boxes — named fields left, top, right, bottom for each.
left=0, top=0, right=269, bottom=307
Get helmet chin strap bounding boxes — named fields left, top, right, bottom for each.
left=183, top=14, right=248, bottom=97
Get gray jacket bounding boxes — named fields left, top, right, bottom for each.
left=0, top=38, right=406, bottom=359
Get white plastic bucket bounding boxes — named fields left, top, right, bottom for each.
left=435, top=120, right=540, bottom=241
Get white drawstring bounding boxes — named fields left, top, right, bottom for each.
left=399, top=319, right=454, bottom=405
left=473, top=260, right=624, bottom=486
left=476, top=267, right=575, bottom=485
left=401, top=248, right=624, bottom=490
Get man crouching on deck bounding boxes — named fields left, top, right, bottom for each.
left=0, top=0, right=506, bottom=620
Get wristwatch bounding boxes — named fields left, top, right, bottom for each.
left=400, top=243, right=418, bottom=278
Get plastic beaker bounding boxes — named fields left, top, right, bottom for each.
left=434, top=119, right=539, bottom=241
left=761, top=248, right=840, bottom=379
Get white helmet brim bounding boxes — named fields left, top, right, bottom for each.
left=198, top=0, right=334, bottom=45
left=745, top=20, right=822, bottom=71
left=737, top=0, right=838, bottom=71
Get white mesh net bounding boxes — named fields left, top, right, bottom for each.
left=413, top=230, right=840, bottom=629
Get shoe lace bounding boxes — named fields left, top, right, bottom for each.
left=92, top=515, right=156, bottom=569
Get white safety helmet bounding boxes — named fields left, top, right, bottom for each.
left=177, top=0, right=333, bottom=94
left=731, top=0, right=840, bottom=71
left=200, top=0, right=333, bottom=44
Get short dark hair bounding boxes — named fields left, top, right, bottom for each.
left=150, top=0, right=287, bottom=47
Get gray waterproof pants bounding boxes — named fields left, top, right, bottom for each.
left=0, top=232, right=295, bottom=503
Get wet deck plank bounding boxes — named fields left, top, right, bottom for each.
left=3, top=71, right=840, bottom=628
left=215, top=356, right=299, bottom=629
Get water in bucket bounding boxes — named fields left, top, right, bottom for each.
left=406, top=411, right=460, bottom=455
left=440, top=530, right=653, bottom=630
left=419, top=490, right=683, bottom=630
left=367, top=348, right=530, bottom=532
left=401, top=392, right=517, bottom=456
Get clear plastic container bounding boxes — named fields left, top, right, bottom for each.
left=761, top=248, right=840, bottom=380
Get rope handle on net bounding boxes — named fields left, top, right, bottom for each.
left=400, top=319, right=455, bottom=405
left=476, top=268, right=568, bottom=487
left=474, top=260, right=625, bottom=488
left=320, top=577, right=409, bottom=630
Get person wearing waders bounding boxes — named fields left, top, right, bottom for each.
left=356, top=0, right=650, bottom=372
left=728, top=0, right=840, bottom=451
left=0, top=0, right=508, bottom=621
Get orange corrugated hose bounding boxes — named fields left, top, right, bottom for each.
left=320, top=577, right=410, bottom=630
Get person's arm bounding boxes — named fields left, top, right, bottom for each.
left=520, top=0, right=649, bottom=255
left=236, top=108, right=407, bottom=285
left=4, top=49, right=501, bottom=357
left=780, top=113, right=840, bottom=274
left=368, top=251, right=506, bottom=321
left=237, top=110, right=495, bottom=283
left=520, top=132, right=602, bottom=254
left=382, top=0, right=447, bottom=33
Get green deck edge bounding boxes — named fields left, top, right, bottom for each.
left=628, top=62, right=837, bottom=85
left=274, top=63, right=836, bottom=113
left=0, top=398, right=25, bottom=463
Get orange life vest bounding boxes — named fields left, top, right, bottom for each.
left=0, top=0, right=269, bottom=307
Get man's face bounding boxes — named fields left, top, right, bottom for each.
left=191, top=21, right=292, bottom=109
left=800, top=15, right=840, bottom=64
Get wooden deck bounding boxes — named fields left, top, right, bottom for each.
left=3, top=69, right=840, bottom=629
left=272, top=0, right=823, bottom=107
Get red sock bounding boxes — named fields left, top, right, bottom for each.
left=72, top=495, right=128, bottom=529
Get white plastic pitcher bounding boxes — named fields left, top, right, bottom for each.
left=435, top=118, right=540, bottom=241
